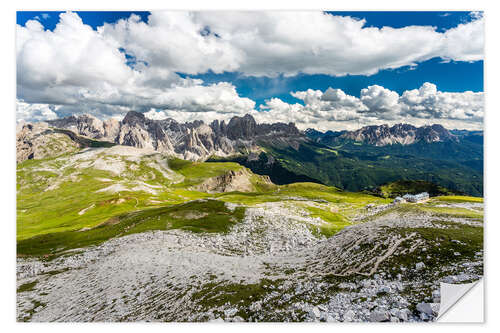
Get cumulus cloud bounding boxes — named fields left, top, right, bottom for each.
left=16, top=99, right=58, bottom=123
left=257, top=83, right=483, bottom=131
left=99, top=12, right=243, bottom=75
left=17, top=13, right=132, bottom=91
left=440, top=17, right=484, bottom=62
left=15, top=11, right=483, bottom=131
left=100, top=11, right=484, bottom=77
left=16, top=12, right=255, bottom=122
left=360, top=85, right=401, bottom=119
left=400, top=82, right=484, bottom=121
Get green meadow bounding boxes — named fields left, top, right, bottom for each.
left=17, top=147, right=483, bottom=258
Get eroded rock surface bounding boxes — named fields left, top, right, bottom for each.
left=16, top=201, right=483, bottom=322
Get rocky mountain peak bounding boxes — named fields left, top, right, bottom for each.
left=122, top=111, right=146, bottom=126
left=39, top=111, right=305, bottom=161
left=342, top=123, right=459, bottom=146
left=226, top=114, right=258, bottom=140
left=306, top=123, right=459, bottom=147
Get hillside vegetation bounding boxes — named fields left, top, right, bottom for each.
left=16, top=143, right=483, bottom=323
left=17, top=144, right=483, bottom=260
left=217, top=139, right=483, bottom=197
left=17, top=145, right=393, bottom=256
left=375, top=180, right=456, bottom=198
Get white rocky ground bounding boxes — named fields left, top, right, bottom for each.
left=16, top=201, right=483, bottom=322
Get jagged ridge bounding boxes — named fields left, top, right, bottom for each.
left=307, top=123, right=459, bottom=146
left=45, top=112, right=303, bottom=161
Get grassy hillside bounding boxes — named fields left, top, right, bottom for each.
left=18, top=199, right=245, bottom=256
left=16, top=146, right=388, bottom=256
left=17, top=145, right=483, bottom=258
left=227, top=140, right=483, bottom=196
left=17, top=148, right=245, bottom=240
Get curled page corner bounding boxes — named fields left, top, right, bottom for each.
left=437, top=279, right=484, bottom=323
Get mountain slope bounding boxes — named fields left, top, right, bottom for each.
left=16, top=145, right=273, bottom=242
left=16, top=132, right=483, bottom=323
left=19, top=112, right=483, bottom=196
left=216, top=139, right=483, bottom=196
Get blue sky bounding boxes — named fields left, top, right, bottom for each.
left=180, top=58, right=483, bottom=107
left=17, top=11, right=483, bottom=108
left=16, top=11, right=484, bottom=130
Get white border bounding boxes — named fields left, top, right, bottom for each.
left=2, top=1, right=498, bottom=332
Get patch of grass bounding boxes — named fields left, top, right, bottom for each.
left=380, top=201, right=483, bottom=220
left=17, top=280, right=38, bottom=293
left=17, top=199, right=245, bottom=257
left=124, top=199, right=245, bottom=235
left=17, top=152, right=202, bottom=240
left=42, top=268, right=71, bottom=276
left=192, top=278, right=284, bottom=319
left=20, top=299, right=46, bottom=322
left=304, top=205, right=351, bottom=237
left=169, top=158, right=242, bottom=187
left=383, top=222, right=483, bottom=274
left=216, top=192, right=282, bottom=205
left=250, top=174, right=278, bottom=193
left=17, top=164, right=159, bottom=240
left=420, top=206, right=483, bottom=219
left=435, top=195, right=483, bottom=203
left=377, top=180, right=454, bottom=198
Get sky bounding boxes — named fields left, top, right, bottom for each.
left=16, top=11, right=484, bottom=131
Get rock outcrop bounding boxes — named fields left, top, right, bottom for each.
left=192, top=168, right=265, bottom=193
left=16, top=123, right=79, bottom=163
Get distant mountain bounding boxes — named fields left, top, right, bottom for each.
left=46, top=112, right=304, bottom=161
left=297, top=125, right=483, bottom=196
left=220, top=122, right=482, bottom=196
left=17, top=112, right=483, bottom=196
left=450, top=129, right=483, bottom=145
left=307, top=123, right=459, bottom=146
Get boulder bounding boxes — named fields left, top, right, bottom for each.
left=416, top=302, right=439, bottom=317
left=370, top=309, right=390, bottom=322
left=432, top=289, right=441, bottom=303
left=311, top=306, right=321, bottom=319
left=377, top=285, right=391, bottom=294
left=343, top=310, right=356, bottom=322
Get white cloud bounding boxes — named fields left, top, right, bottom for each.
left=400, top=82, right=484, bottom=121
left=99, top=11, right=484, bottom=77
left=16, top=12, right=254, bottom=122
left=257, top=83, right=483, bottom=131
left=360, top=85, right=401, bottom=119
left=98, top=12, right=243, bottom=75
left=16, top=99, right=58, bottom=123
left=143, top=109, right=167, bottom=120
left=17, top=12, right=132, bottom=92
left=440, top=17, right=484, bottom=62
left=15, top=11, right=483, bottom=131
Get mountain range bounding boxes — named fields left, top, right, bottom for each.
left=45, top=112, right=469, bottom=154
left=17, top=111, right=483, bottom=196
left=45, top=112, right=303, bottom=161
left=305, top=123, right=460, bottom=146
